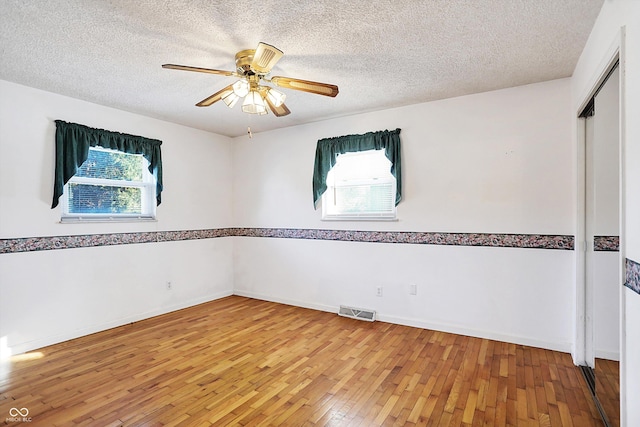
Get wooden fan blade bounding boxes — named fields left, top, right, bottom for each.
left=270, top=76, right=339, bottom=97
left=196, top=84, right=234, bottom=107
left=162, top=64, right=235, bottom=76
left=264, top=96, right=291, bottom=117
left=251, top=42, right=284, bottom=74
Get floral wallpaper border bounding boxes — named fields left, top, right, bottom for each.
left=232, top=228, right=575, bottom=249
left=593, top=235, right=620, bottom=251
left=0, top=229, right=234, bottom=254
left=3, top=229, right=636, bottom=297
left=625, top=258, right=640, bottom=295
left=0, top=228, right=575, bottom=254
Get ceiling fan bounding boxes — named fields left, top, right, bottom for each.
left=162, top=42, right=339, bottom=117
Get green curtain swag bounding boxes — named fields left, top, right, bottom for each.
left=52, top=120, right=163, bottom=208
left=312, top=128, right=402, bottom=209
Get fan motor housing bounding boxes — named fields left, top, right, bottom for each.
left=235, top=49, right=255, bottom=74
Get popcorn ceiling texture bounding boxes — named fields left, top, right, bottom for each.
left=0, top=0, right=603, bottom=137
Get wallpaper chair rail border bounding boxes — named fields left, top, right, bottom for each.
left=1, top=228, right=579, bottom=253
left=3, top=228, right=636, bottom=295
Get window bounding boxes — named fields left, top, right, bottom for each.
left=61, top=146, right=156, bottom=221
left=322, top=149, right=397, bottom=220
left=312, top=128, right=401, bottom=213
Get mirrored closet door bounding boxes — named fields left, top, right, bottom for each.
left=583, top=63, right=620, bottom=427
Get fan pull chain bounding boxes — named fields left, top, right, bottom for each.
left=247, top=127, right=252, bottom=139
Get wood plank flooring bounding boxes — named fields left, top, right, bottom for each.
left=595, top=359, right=620, bottom=427
left=1, top=296, right=604, bottom=426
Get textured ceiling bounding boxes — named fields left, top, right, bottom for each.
left=1, top=0, right=603, bottom=137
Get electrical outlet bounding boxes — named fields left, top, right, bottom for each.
left=166, top=281, right=172, bottom=290
left=376, top=286, right=383, bottom=297
left=410, top=283, right=417, bottom=295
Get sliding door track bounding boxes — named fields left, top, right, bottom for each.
left=579, top=365, right=611, bottom=427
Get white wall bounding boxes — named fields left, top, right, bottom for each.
left=232, top=78, right=576, bottom=352
left=0, top=81, right=235, bottom=356
left=571, top=1, right=640, bottom=425
left=234, top=79, right=573, bottom=234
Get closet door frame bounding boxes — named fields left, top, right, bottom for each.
left=574, top=27, right=626, bottom=426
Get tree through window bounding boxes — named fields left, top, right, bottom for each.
left=62, top=147, right=156, bottom=220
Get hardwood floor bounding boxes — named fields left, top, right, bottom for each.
left=595, top=359, right=620, bottom=427
left=1, top=296, right=604, bottom=426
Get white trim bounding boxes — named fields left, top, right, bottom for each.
left=573, top=29, right=621, bottom=366
left=576, top=35, right=621, bottom=117
left=59, top=215, right=156, bottom=223
left=618, top=26, right=627, bottom=427
left=61, top=146, right=156, bottom=221
left=595, top=348, right=620, bottom=362
left=232, top=290, right=336, bottom=314
left=9, top=285, right=576, bottom=362
left=375, top=314, right=572, bottom=354
left=233, top=290, right=572, bottom=354
left=574, top=25, right=627, bottom=427
left=574, top=116, right=587, bottom=365
left=585, top=113, right=595, bottom=368
left=321, top=216, right=398, bottom=222
left=5, top=291, right=233, bottom=357
left=321, top=149, right=397, bottom=221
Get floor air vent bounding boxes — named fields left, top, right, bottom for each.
left=338, top=305, right=376, bottom=322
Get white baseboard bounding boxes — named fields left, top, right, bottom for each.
left=376, top=313, right=572, bottom=354
left=232, top=290, right=336, bottom=314
left=233, top=290, right=572, bottom=354
left=595, top=349, right=620, bottom=361
left=6, top=290, right=573, bottom=358
left=4, top=290, right=234, bottom=357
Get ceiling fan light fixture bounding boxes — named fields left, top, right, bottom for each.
left=242, top=90, right=268, bottom=115
left=163, top=41, right=338, bottom=119
left=232, top=79, right=249, bottom=97
left=266, top=87, right=286, bottom=107
left=221, top=90, right=240, bottom=108
left=251, top=42, right=284, bottom=74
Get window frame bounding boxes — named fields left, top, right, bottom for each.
left=60, top=146, right=157, bottom=223
left=312, top=129, right=401, bottom=212
left=321, top=149, right=398, bottom=221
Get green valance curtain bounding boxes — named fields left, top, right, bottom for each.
left=51, top=120, right=163, bottom=208
left=312, top=128, right=402, bottom=208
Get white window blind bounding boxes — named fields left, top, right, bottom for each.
left=62, top=146, right=156, bottom=222
left=322, top=149, right=397, bottom=220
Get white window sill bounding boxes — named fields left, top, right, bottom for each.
left=321, top=217, right=398, bottom=222
left=60, top=216, right=157, bottom=224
